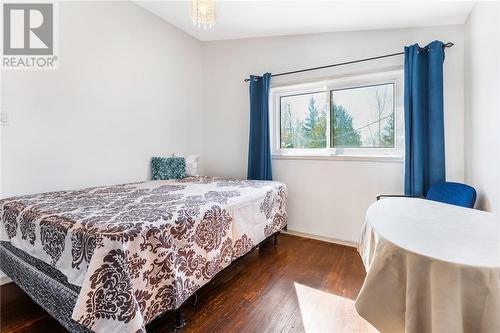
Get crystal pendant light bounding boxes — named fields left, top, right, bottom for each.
left=191, top=0, right=215, bottom=29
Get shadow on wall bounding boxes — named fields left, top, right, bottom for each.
left=476, top=194, right=490, bottom=211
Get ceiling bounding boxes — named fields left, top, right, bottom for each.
left=136, top=1, right=475, bottom=42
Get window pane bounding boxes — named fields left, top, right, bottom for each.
left=331, top=83, right=395, bottom=148
left=280, top=92, right=328, bottom=149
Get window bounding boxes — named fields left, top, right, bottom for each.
left=331, top=83, right=394, bottom=148
left=280, top=92, right=328, bottom=149
left=271, top=70, right=403, bottom=160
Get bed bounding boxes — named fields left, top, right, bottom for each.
left=0, top=176, right=287, bottom=333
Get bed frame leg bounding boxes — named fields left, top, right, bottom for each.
left=274, top=232, right=279, bottom=247
left=193, top=291, right=198, bottom=307
left=174, top=309, right=186, bottom=329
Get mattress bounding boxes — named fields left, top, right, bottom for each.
left=0, top=176, right=287, bottom=333
left=0, top=241, right=91, bottom=332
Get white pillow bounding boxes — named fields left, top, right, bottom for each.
left=173, top=154, right=199, bottom=176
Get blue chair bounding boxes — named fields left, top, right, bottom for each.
left=378, top=182, right=477, bottom=208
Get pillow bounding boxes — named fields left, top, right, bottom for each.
left=151, top=157, right=186, bottom=180
left=173, top=154, right=199, bottom=176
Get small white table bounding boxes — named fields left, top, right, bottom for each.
left=355, top=198, right=500, bottom=333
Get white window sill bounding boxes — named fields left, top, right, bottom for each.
left=272, top=154, right=404, bottom=163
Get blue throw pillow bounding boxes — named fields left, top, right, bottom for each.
left=151, top=157, right=186, bottom=180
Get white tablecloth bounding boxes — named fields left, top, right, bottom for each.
left=355, top=198, right=500, bottom=333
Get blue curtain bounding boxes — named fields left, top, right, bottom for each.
left=247, top=73, right=273, bottom=180
left=404, top=41, right=446, bottom=196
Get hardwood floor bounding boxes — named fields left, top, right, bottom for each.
left=0, top=234, right=377, bottom=333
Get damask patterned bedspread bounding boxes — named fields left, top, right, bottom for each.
left=0, top=176, right=287, bottom=333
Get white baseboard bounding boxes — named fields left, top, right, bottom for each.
left=0, top=275, right=12, bottom=286
left=284, top=229, right=358, bottom=248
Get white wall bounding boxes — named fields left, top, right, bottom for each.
left=0, top=1, right=468, bottom=246
left=464, top=2, right=500, bottom=213
left=1, top=1, right=204, bottom=197
left=202, top=25, right=465, bottom=243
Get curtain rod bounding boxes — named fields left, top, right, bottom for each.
left=244, top=42, right=454, bottom=82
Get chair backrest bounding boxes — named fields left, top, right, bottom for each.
left=425, top=182, right=477, bottom=208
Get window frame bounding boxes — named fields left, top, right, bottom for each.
left=270, top=69, right=404, bottom=162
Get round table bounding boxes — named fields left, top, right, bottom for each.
left=355, top=198, right=500, bottom=333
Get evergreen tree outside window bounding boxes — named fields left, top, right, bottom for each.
left=331, top=83, right=395, bottom=148
left=280, top=92, right=327, bottom=149
left=331, top=103, right=362, bottom=147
